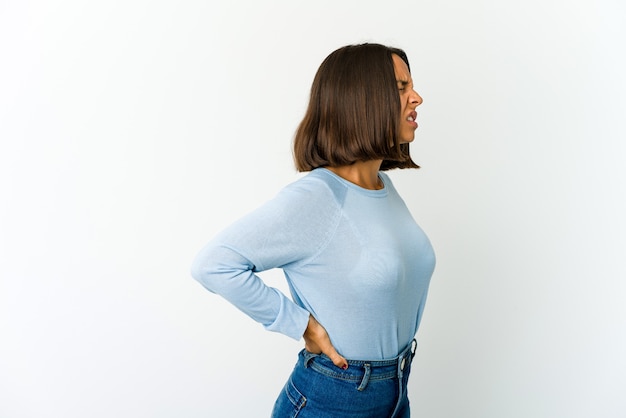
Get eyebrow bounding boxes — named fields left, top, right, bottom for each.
left=397, top=80, right=410, bottom=86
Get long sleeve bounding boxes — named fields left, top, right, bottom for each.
left=190, top=175, right=342, bottom=340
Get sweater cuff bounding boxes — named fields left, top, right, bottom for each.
left=264, top=290, right=310, bottom=340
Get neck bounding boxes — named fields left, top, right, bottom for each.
left=326, top=160, right=383, bottom=190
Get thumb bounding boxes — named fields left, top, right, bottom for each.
left=323, top=345, right=349, bottom=370
left=304, top=315, right=349, bottom=370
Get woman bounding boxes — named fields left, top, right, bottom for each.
left=191, top=43, right=436, bottom=417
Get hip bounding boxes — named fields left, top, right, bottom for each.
left=271, top=339, right=416, bottom=418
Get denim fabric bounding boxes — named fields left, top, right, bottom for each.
left=271, top=340, right=416, bottom=418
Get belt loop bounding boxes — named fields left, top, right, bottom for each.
left=303, top=350, right=318, bottom=368
left=357, top=363, right=371, bottom=391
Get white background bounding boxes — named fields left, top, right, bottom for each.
left=1, top=1, right=625, bottom=417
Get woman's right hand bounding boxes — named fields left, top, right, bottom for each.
left=303, top=315, right=348, bottom=370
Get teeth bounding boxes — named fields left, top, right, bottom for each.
left=407, top=116, right=414, bottom=122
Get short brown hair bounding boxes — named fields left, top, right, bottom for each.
left=293, top=43, right=419, bottom=172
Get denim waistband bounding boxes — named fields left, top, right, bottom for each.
left=304, top=339, right=417, bottom=368
left=301, top=339, right=417, bottom=391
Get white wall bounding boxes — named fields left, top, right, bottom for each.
left=1, top=1, right=625, bottom=417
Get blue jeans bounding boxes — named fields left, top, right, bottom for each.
left=271, top=340, right=416, bottom=418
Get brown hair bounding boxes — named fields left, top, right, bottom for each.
left=293, top=43, right=419, bottom=172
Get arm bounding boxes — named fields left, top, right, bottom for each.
left=191, top=240, right=310, bottom=340
left=191, top=178, right=348, bottom=367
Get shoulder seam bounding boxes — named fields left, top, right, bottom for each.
left=291, top=180, right=347, bottom=268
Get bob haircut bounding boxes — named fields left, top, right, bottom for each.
left=293, top=43, right=419, bottom=172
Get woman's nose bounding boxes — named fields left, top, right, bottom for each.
left=411, top=90, right=423, bottom=107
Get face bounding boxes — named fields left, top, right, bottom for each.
left=392, top=54, right=423, bottom=144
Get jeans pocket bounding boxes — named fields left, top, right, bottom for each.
left=272, top=377, right=307, bottom=418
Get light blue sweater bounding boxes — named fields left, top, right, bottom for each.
left=191, top=168, right=435, bottom=360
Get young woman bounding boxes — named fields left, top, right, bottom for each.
left=191, top=43, right=436, bottom=418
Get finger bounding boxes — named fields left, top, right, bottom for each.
left=323, top=345, right=348, bottom=370
left=304, top=315, right=348, bottom=369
